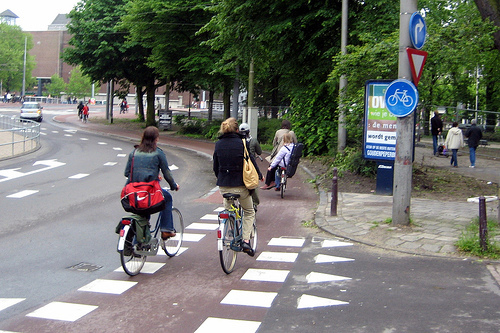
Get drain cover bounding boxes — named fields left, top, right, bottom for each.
left=67, top=262, right=103, bottom=272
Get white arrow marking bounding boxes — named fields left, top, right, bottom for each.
left=415, top=19, right=424, bottom=44
left=306, top=272, right=352, bottom=283
left=297, top=294, right=348, bottom=309
left=0, top=160, right=66, bottom=183
left=314, top=254, right=355, bottom=263
left=169, top=164, right=179, bottom=170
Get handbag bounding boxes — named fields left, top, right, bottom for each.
left=121, top=150, right=166, bottom=215
left=242, top=139, right=259, bottom=190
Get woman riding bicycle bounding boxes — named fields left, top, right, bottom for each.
left=213, top=118, right=262, bottom=256
left=124, top=126, right=180, bottom=240
left=268, top=132, right=294, bottom=191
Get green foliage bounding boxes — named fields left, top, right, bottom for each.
left=333, top=147, right=377, bottom=178
left=256, top=118, right=282, bottom=145
left=0, top=24, right=35, bottom=94
left=173, top=115, right=221, bottom=140
left=66, top=66, right=93, bottom=99
left=45, top=74, right=66, bottom=97
left=455, top=218, right=500, bottom=259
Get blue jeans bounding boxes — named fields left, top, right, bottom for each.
left=432, top=135, right=438, bottom=155
left=469, top=146, right=477, bottom=167
left=274, top=168, right=283, bottom=188
left=159, top=189, right=174, bottom=232
left=450, top=149, right=458, bottom=167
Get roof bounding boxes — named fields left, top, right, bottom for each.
left=50, top=14, right=70, bottom=25
left=0, top=9, right=19, bottom=18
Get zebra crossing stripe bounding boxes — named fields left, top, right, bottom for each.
left=26, top=301, right=98, bottom=322
left=0, top=298, right=25, bottom=312
left=268, top=237, right=305, bottom=247
left=195, top=317, right=260, bottom=333
left=221, top=290, right=278, bottom=308
left=256, top=251, right=299, bottom=263
left=78, top=279, right=137, bottom=294
left=241, top=268, right=290, bottom=283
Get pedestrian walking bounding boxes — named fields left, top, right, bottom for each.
left=444, top=122, right=464, bottom=168
left=431, top=110, right=443, bottom=156
left=465, top=119, right=483, bottom=168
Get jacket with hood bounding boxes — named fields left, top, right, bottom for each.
left=445, top=127, right=464, bottom=150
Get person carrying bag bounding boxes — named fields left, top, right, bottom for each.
left=213, top=118, right=262, bottom=256
left=122, top=126, right=180, bottom=240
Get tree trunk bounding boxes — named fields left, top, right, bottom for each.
left=474, top=0, right=500, bottom=52
left=208, top=89, right=214, bottom=122
left=146, top=79, right=156, bottom=127
left=223, top=81, right=231, bottom=120
left=136, top=87, right=145, bottom=122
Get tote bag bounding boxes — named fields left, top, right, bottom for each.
left=242, top=139, right=259, bottom=190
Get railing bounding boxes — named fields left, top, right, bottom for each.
left=0, top=115, right=41, bottom=160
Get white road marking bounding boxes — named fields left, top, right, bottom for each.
left=241, top=269, right=290, bottom=283
left=117, top=154, right=127, bottom=157
left=68, top=173, right=89, bottom=179
left=256, top=251, right=298, bottom=263
left=104, top=162, right=117, bottom=166
left=169, top=164, right=178, bottom=170
left=200, top=214, right=218, bottom=220
left=78, top=279, right=137, bottom=294
left=221, top=290, right=277, bottom=308
left=297, top=294, right=348, bottom=309
left=114, top=262, right=165, bottom=274
left=182, top=233, right=206, bottom=242
left=26, top=301, right=98, bottom=322
left=268, top=237, right=305, bottom=247
left=0, top=298, right=25, bottom=312
left=113, top=147, right=123, bottom=151
left=195, top=317, right=260, bottom=333
left=306, top=272, right=352, bottom=283
left=80, top=138, right=89, bottom=141
left=7, top=190, right=39, bottom=198
left=314, top=254, right=355, bottom=263
left=0, top=159, right=65, bottom=183
left=97, top=142, right=107, bottom=145
left=186, top=223, right=219, bottom=230
left=322, top=239, right=353, bottom=248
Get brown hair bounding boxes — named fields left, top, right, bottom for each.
left=137, top=126, right=159, bottom=153
left=219, top=117, right=239, bottom=134
left=452, top=122, right=459, bottom=127
left=281, top=119, right=291, bottom=130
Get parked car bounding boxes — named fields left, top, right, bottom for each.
left=20, top=102, right=43, bottom=122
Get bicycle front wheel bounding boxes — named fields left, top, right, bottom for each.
left=250, top=222, right=258, bottom=254
left=219, top=217, right=237, bottom=274
left=119, top=225, right=146, bottom=276
left=162, top=208, right=184, bottom=257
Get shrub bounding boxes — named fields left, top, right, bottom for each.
left=333, top=147, right=377, bottom=177
left=455, top=217, right=500, bottom=259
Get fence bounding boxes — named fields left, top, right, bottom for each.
left=0, top=115, right=41, bottom=161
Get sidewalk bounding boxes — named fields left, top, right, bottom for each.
left=55, top=111, right=500, bottom=259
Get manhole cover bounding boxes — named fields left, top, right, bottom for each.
left=67, top=262, right=102, bottom=272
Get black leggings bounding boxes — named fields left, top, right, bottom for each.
left=264, top=166, right=277, bottom=185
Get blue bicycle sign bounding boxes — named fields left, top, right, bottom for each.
left=384, top=79, right=418, bottom=118
left=387, top=89, right=413, bottom=108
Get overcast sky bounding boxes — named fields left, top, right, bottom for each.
left=5, top=1, right=80, bottom=31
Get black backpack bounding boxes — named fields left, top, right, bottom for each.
left=285, top=143, right=304, bottom=178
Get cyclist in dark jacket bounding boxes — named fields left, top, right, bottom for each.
left=124, top=126, right=180, bottom=240
left=213, top=118, right=262, bottom=256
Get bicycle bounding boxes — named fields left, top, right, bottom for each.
left=278, top=167, right=287, bottom=199
left=117, top=197, right=184, bottom=276
left=387, top=89, right=413, bottom=107
left=217, top=193, right=257, bottom=274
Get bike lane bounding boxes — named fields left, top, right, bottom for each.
left=0, top=114, right=321, bottom=332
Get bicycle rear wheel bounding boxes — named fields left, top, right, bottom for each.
left=219, top=216, right=237, bottom=274
left=119, top=225, right=146, bottom=276
left=280, top=171, right=286, bottom=199
left=161, top=208, right=184, bottom=257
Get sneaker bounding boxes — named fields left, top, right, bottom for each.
left=161, top=231, right=176, bottom=240
left=241, top=241, right=255, bottom=257
left=469, top=165, right=475, bottom=168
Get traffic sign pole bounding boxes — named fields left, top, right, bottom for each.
left=392, top=1, right=418, bottom=227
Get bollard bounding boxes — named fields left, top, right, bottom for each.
left=330, top=167, right=338, bottom=216
left=479, top=196, right=488, bottom=252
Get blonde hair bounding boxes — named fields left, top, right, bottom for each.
left=219, top=117, right=239, bottom=134
left=282, top=132, right=292, bottom=144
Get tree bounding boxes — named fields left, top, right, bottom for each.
left=45, top=74, right=66, bottom=98
left=474, top=0, right=500, bottom=52
left=67, top=66, right=94, bottom=100
left=0, top=23, right=35, bottom=94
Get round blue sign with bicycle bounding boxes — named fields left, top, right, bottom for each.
left=384, top=79, right=419, bottom=117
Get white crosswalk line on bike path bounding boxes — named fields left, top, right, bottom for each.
left=185, top=223, right=219, bottom=230
left=78, top=279, right=137, bottom=294
left=0, top=298, right=25, bottom=312
left=200, top=213, right=218, bottom=220
left=114, top=262, right=164, bottom=274
left=195, top=317, right=261, bottom=333
left=268, top=237, right=305, bottom=247
left=221, top=290, right=278, bottom=308
left=256, top=251, right=299, bottom=263
left=26, top=301, right=98, bottom=322
left=241, top=269, right=290, bottom=283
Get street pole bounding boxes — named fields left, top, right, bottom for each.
left=392, top=0, right=417, bottom=226
left=337, top=0, right=348, bottom=153
left=247, top=59, right=258, bottom=140
left=22, top=36, right=27, bottom=99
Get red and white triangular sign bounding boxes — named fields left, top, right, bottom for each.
left=407, top=48, right=428, bottom=86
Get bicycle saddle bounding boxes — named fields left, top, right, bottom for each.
left=223, top=193, right=240, bottom=199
